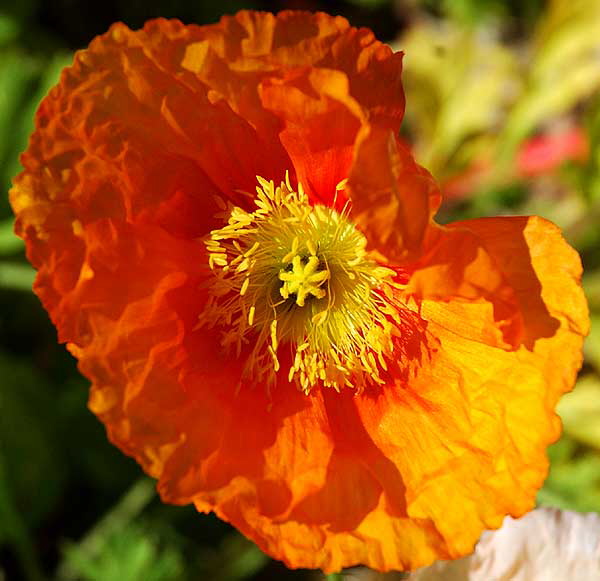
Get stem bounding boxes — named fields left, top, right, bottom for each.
left=56, top=477, right=155, bottom=580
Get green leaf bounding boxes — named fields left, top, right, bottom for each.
left=400, top=21, right=519, bottom=178
left=197, top=533, right=269, bottom=581
left=0, top=218, right=23, bottom=255
left=0, top=450, right=45, bottom=581
left=558, top=374, right=600, bottom=448
left=62, top=522, right=183, bottom=581
left=583, top=316, right=600, bottom=372
left=0, top=50, right=40, bottom=181
left=0, top=13, right=19, bottom=46
left=499, top=0, right=600, bottom=155
left=583, top=272, right=600, bottom=311
left=3, top=51, right=73, bottom=195
left=539, top=436, right=600, bottom=512
left=57, top=479, right=157, bottom=581
left=0, top=261, right=34, bottom=290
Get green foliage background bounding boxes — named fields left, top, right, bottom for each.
left=0, top=0, right=598, bottom=579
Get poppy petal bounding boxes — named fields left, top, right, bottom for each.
left=348, top=125, right=442, bottom=261
left=170, top=218, right=586, bottom=572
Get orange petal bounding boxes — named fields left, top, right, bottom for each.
left=449, top=216, right=589, bottom=342
left=176, top=216, right=585, bottom=572
left=260, top=67, right=363, bottom=206
left=74, top=221, right=246, bottom=478
left=176, top=10, right=404, bottom=205
left=406, top=216, right=588, bottom=349
left=348, top=125, right=442, bottom=262
left=357, top=216, right=586, bottom=567
left=405, top=222, right=524, bottom=347
left=9, top=15, right=293, bottom=333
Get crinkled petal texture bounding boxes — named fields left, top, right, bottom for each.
left=10, top=10, right=588, bottom=574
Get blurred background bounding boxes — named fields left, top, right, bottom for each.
left=0, top=0, right=598, bottom=579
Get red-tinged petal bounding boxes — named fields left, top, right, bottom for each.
left=14, top=17, right=292, bottom=231
left=9, top=16, right=296, bottom=334
left=260, top=67, right=363, bottom=207
left=84, top=216, right=586, bottom=573
left=344, top=130, right=573, bottom=351
left=204, top=391, right=449, bottom=573
left=68, top=220, right=247, bottom=477
left=176, top=10, right=404, bottom=205
left=347, top=125, right=442, bottom=262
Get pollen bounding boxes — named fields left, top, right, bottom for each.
left=199, top=173, right=405, bottom=393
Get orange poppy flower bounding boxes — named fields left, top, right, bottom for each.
left=10, top=10, right=589, bottom=573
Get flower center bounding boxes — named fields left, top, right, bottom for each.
left=200, top=174, right=404, bottom=393
left=279, top=253, right=328, bottom=306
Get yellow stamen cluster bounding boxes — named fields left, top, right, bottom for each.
left=199, top=174, right=404, bottom=393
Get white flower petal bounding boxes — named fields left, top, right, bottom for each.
left=410, top=507, right=600, bottom=581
